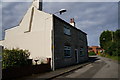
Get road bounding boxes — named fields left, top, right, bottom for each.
left=53, top=56, right=119, bottom=79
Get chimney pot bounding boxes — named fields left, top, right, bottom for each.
left=70, top=18, right=75, bottom=27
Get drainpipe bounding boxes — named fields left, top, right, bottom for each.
left=52, top=15, right=55, bottom=71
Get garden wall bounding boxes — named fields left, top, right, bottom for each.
left=2, top=58, right=51, bottom=80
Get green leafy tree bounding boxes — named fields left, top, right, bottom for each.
left=99, top=29, right=120, bottom=56
left=105, top=42, right=117, bottom=56
left=100, top=30, right=113, bottom=50
left=114, top=29, right=120, bottom=56
left=114, top=29, right=120, bottom=41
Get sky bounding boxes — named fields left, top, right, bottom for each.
left=0, top=0, right=119, bottom=46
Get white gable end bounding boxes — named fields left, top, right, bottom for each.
left=3, top=5, right=53, bottom=59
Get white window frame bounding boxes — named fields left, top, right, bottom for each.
left=64, top=46, right=71, bottom=57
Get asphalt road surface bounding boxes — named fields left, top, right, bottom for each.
left=54, top=56, right=119, bottom=79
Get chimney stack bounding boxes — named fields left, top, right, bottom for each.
left=33, top=0, right=42, bottom=11
left=70, top=18, right=75, bottom=27
left=39, top=0, right=42, bottom=11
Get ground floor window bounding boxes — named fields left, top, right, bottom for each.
left=64, top=46, right=71, bottom=57
left=80, top=47, right=84, bottom=56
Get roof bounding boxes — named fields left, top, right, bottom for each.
left=53, top=15, right=87, bottom=35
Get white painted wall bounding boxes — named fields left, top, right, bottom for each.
left=2, top=5, right=53, bottom=60
left=0, top=41, right=3, bottom=46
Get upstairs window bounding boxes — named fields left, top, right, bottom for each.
left=64, top=46, right=71, bottom=57
left=64, top=27, right=71, bottom=35
left=78, top=32, right=85, bottom=41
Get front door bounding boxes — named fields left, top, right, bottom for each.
left=75, top=49, right=78, bottom=63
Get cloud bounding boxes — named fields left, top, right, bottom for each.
left=43, top=2, right=118, bottom=46
left=2, top=0, right=32, bottom=2
left=0, top=2, right=2, bottom=40
left=2, top=0, right=119, bottom=2
left=1, top=2, right=32, bottom=39
left=2, top=2, right=32, bottom=30
left=1, top=2, right=118, bottom=46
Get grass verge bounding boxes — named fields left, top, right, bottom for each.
left=105, top=55, right=120, bottom=61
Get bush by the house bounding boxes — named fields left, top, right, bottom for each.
left=2, top=48, right=30, bottom=69
left=89, top=51, right=96, bottom=56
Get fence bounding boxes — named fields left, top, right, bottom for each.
left=2, top=58, right=51, bottom=80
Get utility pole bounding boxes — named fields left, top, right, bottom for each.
left=111, top=31, right=114, bottom=42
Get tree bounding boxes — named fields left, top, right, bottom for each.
left=114, top=29, right=120, bottom=56
left=114, top=29, right=120, bottom=41
left=100, top=30, right=113, bottom=50
left=99, top=29, right=120, bottom=56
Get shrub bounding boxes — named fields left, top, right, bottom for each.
left=88, top=51, right=96, bottom=56
left=2, top=48, right=30, bottom=69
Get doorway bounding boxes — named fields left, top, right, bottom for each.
left=75, top=49, right=78, bottom=63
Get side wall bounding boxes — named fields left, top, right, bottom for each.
left=54, top=16, right=88, bottom=69
left=3, top=6, right=53, bottom=60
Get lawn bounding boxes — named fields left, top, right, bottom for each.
left=105, top=55, right=120, bottom=61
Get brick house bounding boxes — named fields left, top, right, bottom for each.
left=1, top=0, right=88, bottom=70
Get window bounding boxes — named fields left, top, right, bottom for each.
left=80, top=47, right=84, bottom=56
left=64, top=46, right=71, bottom=57
left=78, top=32, right=85, bottom=41
left=64, top=27, right=71, bottom=35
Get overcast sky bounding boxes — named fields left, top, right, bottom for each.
left=0, top=0, right=119, bottom=46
